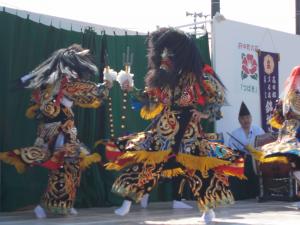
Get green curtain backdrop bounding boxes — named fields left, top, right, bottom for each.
left=0, top=11, right=212, bottom=211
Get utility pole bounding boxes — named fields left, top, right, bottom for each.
left=296, top=0, right=300, bottom=34
left=186, top=11, right=203, bottom=36
left=211, top=0, right=220, bottom=18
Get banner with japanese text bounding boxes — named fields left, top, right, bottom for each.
left=239, top=43, right=259, bottom=95
left=258, top=51, right=279, bottom=132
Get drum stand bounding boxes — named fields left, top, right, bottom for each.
left=258, top=170, right=299, bottom=202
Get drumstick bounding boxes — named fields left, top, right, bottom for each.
left=227, top=132, right=251, bottom=154
left=232, top=143, right=250, bottom=155
left=227, top=132, right=263, bottom=161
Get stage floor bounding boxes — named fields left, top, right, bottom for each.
left=0, top=199, right=300, bottom=225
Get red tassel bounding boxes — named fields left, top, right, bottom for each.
left=197, top=95, right=205, bottom=105
left=39, top=160, right=62, bottom=170
left=106, top=150, right=123, bottom=161
left=202, top=64, right=214, bottom=74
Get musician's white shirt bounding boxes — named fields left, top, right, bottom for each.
left=227, top=125, right=265, bottom=150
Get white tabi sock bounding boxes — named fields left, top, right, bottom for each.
left=69, top=207, right=78, bottom=215
left=34, top=205, right=47, bottom=219
left=140, top=193, right=149, bottom=208
left=114, top=200, right=132, bottom=216
left=202, top=209, right=216, bottom=224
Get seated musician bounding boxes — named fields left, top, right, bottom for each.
left=227, top=102, right=265, bottom=199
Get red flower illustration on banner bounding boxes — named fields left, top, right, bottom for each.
left=241, top=53, right=258, bottom=80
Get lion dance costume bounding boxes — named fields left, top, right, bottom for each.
left=0, top=44, right=110, bottom=216
left=102, top=28, right=245, bottom=221
left=260, top=66, right=300, bottom=207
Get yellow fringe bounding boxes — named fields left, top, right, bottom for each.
left=106, top=150, right=233, bottom=177
left=140, top=103, right=164, bottom=120
left=25, top=104, right=39, bottom=119
left=268, top=117, right=283, bottom=129
left=176, top=154, right=231, bottom=177
left=223, top=171, right=247, bottom=180
left=104, top=160, right=135, bottom=170
left=79, top=153, right=101, bottom=170
left=76, top=100, right=101, bottom=109
left=245, top=144, right=263, bottom=161
left=105, top=162, right=123, bottom=170
left=161, top=168, right=185, bottom=178
left=261, top=156, right=289, bottom=164
left=0, top=152, right=26, bottom=173
left=119, top=150, right=172, bottom=164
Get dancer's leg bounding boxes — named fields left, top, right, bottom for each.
left=112, top=164, right=162, bottom=215
left=172, top=177, right=192, bottom=209
left=41, top=161, right=81, bottom=215
left=183, top=171, right=234, bottom=223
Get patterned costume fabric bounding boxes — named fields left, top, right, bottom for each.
left=104, top=29, right=245, bottom=212
left=260, top=66, right=300, bottom=173
left=0, top=45, right=109, bottom=214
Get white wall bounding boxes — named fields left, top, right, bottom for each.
left=212, top=15, right=300, bottom=143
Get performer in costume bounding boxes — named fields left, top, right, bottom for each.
left=0, top=44, right=113, bottom=218
left=260, top=66, right=300, bottom=208
left=103, top=28, right=245, bottom=224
